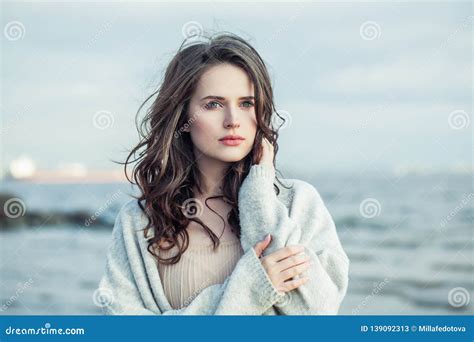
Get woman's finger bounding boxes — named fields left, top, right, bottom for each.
left=253, top=234, right=272, bottom=257
left=279, top=261, right=311, bottom=282
left=279, top=277, right=310, bottom=292
left=275, top=252, right=310, bottom=273
left=266, top=245, right=305, bottom=264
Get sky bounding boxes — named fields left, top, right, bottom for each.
left=1, top=1, right=472, bottom=177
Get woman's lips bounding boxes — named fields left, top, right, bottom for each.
left=219, top=138, right=244, bottom=146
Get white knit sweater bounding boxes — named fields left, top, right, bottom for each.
left=97, top=164, right=350, bottom=315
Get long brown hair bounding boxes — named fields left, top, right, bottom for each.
left=119, top=32, right=290, bottom=265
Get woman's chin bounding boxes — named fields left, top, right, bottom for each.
left=219, top=155, right=246, bottom=163
left=214, top=151, right=248, bottom=163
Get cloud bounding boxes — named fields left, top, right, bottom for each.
left=1, top=1, right=471, bottom=172
left=313, top=57, right=470, bottom=97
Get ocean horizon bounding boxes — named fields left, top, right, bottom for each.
left=0, top=172, right=472, bottom=315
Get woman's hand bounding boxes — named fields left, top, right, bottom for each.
left=253, top=234, right=311, bottom=294
left=258, top=137, right=275, bottom=169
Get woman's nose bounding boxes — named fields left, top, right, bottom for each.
left=223, top=107, right=240, bottom=128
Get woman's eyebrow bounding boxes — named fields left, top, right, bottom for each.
left=199, top=95, right=255, bottom=101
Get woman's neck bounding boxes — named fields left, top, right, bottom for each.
left=193, top=153, right=229, bottom=197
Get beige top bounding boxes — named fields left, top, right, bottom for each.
left=157, top=233, right=245, bottom=310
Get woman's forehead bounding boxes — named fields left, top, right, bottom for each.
left=194, top=64, right=254, bottom=99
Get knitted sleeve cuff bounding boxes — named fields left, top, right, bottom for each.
left=245, top=164, right=276, bottom=188
left=244, top=246, right=284, bottom=308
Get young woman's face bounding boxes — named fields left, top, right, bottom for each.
left=186, top=63, right=257, bottom=163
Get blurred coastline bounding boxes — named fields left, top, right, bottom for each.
left=1, top=171, right=472, bottom=315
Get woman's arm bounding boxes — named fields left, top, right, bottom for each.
left=238, top=164, right=350, bottom=315
left=97, top=200, right=282, bottom=315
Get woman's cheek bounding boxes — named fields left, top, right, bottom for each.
left=194, top=119, right=218, bottom=142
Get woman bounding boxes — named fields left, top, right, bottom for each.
left=97, top=32, right=350, bottom=315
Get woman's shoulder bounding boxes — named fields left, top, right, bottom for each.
left=119, top=198, right=145, bottom=215
left=114, top=198, right=148, bottom=232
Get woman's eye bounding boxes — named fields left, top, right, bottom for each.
left=204, top=101, right=221, bottom=110
left=241, top=101, right=254, bottom=108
